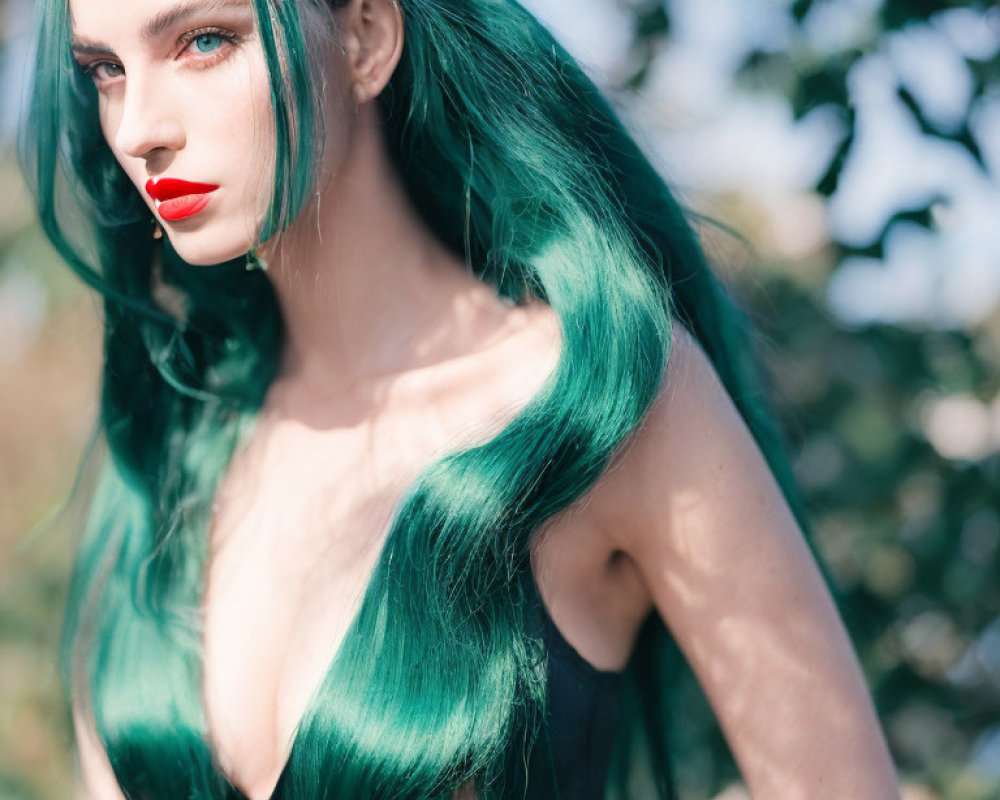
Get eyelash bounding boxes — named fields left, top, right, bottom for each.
left=80, top=27, right=244, bottom=84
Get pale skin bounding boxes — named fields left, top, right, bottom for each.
left=65, top=0, right=902, bottom=798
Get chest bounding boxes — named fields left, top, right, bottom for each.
left=203, top=455, right=643, bottom=800
left=200, top=351, right=649, bottom=799
left=204, top=482, right=637, bottom=800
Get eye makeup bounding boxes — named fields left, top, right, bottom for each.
left=73, top=26, right=250, bottom=85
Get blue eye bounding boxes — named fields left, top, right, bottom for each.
left=192, top=33, right=223, bottom=53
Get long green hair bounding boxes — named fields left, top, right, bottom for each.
left=19, top=0, right=837, bottom=797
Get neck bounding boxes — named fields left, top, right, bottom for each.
left=257, top=102, right=507, bottom=401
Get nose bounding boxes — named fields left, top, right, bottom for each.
left=113, top=72, right=185, bottom=160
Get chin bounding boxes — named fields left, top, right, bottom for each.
left=169, top=239, right=252, bottom=267
left=165, top=227, right=255, bottom=267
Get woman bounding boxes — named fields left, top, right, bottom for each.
left=19, top=0, right=902, bottom=798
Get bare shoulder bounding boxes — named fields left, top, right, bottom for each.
left=592, top=316, right=762, bottom=554
left=595, top=313, right=814, bottom=604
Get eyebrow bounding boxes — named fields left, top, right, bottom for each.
left=70, top=0, right=252, bottom=55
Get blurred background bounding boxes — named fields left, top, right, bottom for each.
left=1, top=0, right=999, bottom=798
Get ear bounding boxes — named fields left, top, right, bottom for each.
left=339, top=0, right=404, bottom=105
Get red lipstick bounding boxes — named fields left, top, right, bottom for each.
left=146, top=177, right=219, bottom=222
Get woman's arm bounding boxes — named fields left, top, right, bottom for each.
left=607, top=322, right=901, bottom=800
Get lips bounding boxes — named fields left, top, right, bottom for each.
left=146, top=177, right=220, bottom=222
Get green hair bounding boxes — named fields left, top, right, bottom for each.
left=18, top=0, right=838, bottom=797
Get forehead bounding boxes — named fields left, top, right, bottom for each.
left=69, top=0, right=255, bottom=46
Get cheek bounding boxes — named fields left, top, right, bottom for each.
left=219, top=48, right=278, bottom=220
left=247, top=65, right=277, bottom=173
left=97, top=99, right=121, bottom=165
left=97, top=100, right=151, bottom=207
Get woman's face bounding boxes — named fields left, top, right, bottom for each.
left=69, top=0, right=278, bottom=265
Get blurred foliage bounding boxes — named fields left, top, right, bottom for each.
left=0, top=148, right=97, bottom=797
left=614, top=1, right=1000, bottom=798
left=2, top=0, right=1000, bottom=799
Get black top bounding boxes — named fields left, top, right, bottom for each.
left=523, top=596, right=623, bottom=800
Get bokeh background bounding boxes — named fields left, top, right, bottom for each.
left=2, top=0, right=999, bottom=798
